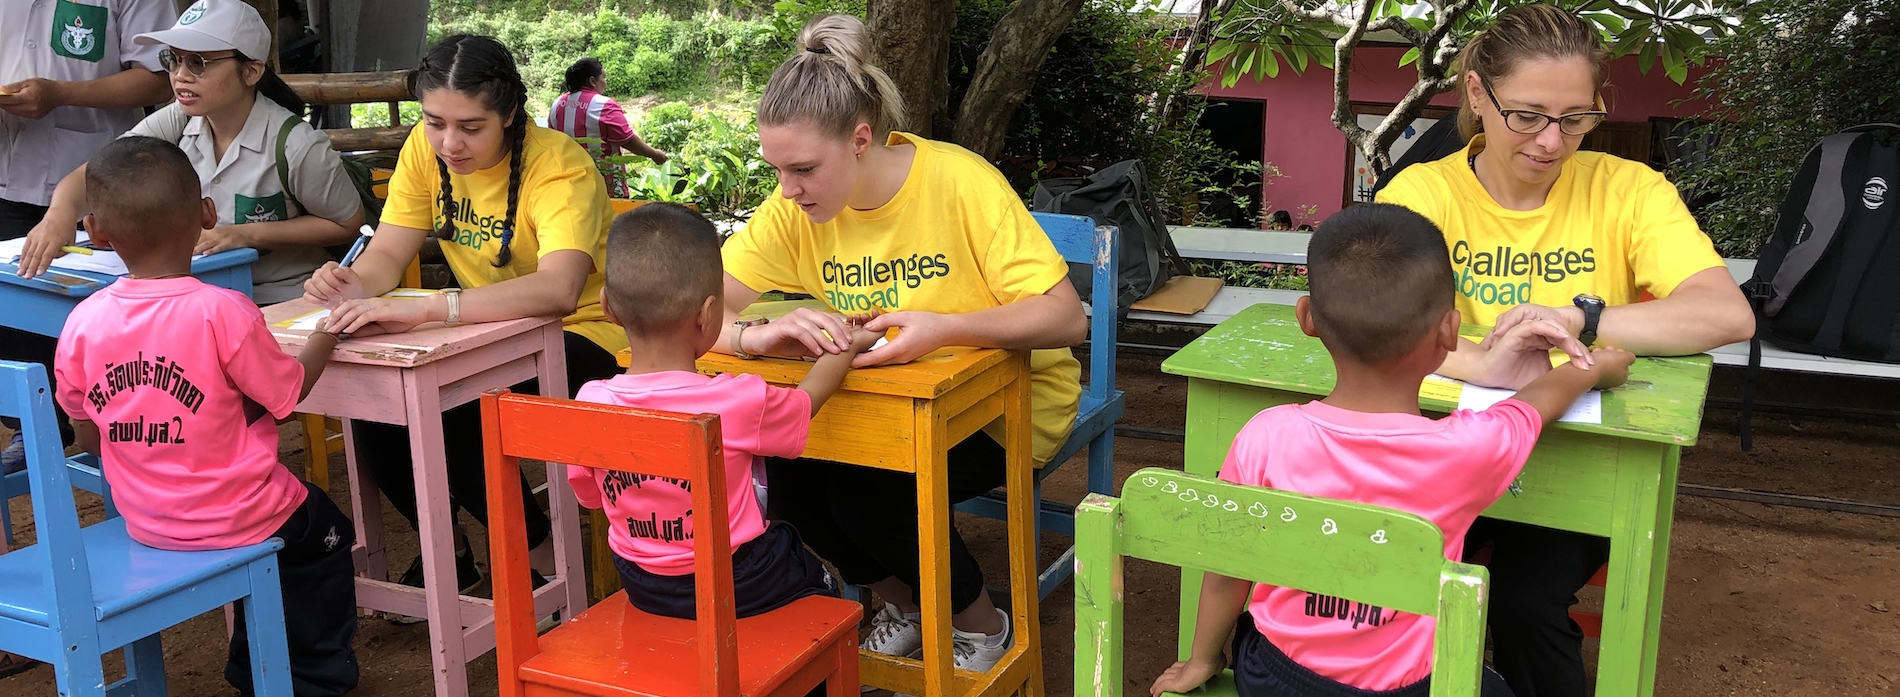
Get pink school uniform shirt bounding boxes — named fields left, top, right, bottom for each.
left=566, top=372, right=811, bottom=576
left=53, top=277, right=308, bottom=551
left=1219, top=399, right=1542, bottom=690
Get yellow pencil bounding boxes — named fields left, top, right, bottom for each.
left=61, top=245, right=94, bottom=256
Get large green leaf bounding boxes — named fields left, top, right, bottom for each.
left=1399, top=45, right=1421, bottom=66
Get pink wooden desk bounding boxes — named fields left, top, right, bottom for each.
left=265, top=299, right=587, bottom=697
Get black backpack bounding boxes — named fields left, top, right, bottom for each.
left=1031, top=159, right=1192, bottom=314
left=1738, top=123, right=1900, bottom=447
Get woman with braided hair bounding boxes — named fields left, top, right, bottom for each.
left=303, top=34, right=623, bottom=599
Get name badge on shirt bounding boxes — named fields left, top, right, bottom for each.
left=237, top=193, right=289, bottom=223
left=52, top=2, right=109, bottom=63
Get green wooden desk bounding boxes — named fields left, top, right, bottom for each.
left=1160, top=303, right=1711, bottom=697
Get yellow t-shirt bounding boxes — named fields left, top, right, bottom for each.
left=723, top=132, right=1081, bottom=464
left=382, top=124, right=626, bottom=353
left=1376, top=136, right=1725, bottom=327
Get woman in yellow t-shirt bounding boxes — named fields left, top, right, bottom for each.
left=301, top=35, right=623, bottom=595
left=1376, top=7, right=1754, bottom=696
left=717, top=14, right=1086, bottom=670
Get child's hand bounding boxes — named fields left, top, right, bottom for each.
left=1588, top=347, right=1634, bottom=390
left=1150, top=657, right=1224, bottom=697
left=847, top=327, right=884, bottom=354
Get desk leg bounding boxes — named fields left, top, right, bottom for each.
left=1004, top=365, right=1043, bottom=697
left=342, top=419, right=387, bottom=600
left=405, top=365, right=471, bottom=697
left=914, top=400, right=955, bottom=697
left=534, top=326, right=586, bottom=617
left=1597, top=441, right=1676, bottom=697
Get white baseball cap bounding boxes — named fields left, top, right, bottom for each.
left=133, top=0, right=271, bottom=62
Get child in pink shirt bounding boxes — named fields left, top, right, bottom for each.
left=52, top=137, right=357, bottom=696
left=1150, top=204, right=1633, bottom=697
left=566, top=203, right=879, bottom=620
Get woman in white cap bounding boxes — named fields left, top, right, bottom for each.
left=18, top=0, right=364, bottom=305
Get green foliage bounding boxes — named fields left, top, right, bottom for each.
left=1211, top=0, right=1730, bottom=89
left=947, top=0, right=1254, bottom=225
left=436, top=7, right=783, bottom=115
left=584, top=103, right=774, bottom=220
left=1189, top=260, right=1309, bottom=291
left=1678, top=0, right=1900, bottom=258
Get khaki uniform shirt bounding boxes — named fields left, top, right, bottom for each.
left=131, top=99, right=362, bottom=304
left=0, top=0, right=172, bottom=207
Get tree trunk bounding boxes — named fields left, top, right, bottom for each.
left=951, top=0, right=1086, bottom=160
left=866, top=0, right=957, bottom=138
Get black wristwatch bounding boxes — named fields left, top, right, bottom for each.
left=1573, top=294, right=1606, bottom=347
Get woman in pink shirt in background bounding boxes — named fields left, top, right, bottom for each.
left=548, top=57, right=667, bottom=198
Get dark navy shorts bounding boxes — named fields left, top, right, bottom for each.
left=1231, top=613, right=1515, bottom=697
left=614, top=520, right=837, bottom=620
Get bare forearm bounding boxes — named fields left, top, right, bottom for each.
left=437, top=273, right=584, bottom=324
left=230, top=213, right=362, bottom=251
left=58, top=70, right=170, bottom=110
left=1594, top=293, right=1754, bottom=355
left=1435, top=337, right=1486, bottom=383
left=1189, top=572, right=1251, bottom=664
left=298, top=332, right=340, bottom=401
left=46, top=166, right=89, bottom=220
left=73, top=420, right=100, bottom=456
left=798, top=351, right=854, bottom=414
left=943, top=294, right=1086, bottom=350
left=1509, top=362, right=1599, bottom=425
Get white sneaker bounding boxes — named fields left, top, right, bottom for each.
left=861, top=603, right=924, bottom=693
left=950, top=609, right=1012, bottom=673
left=892, top=609, right=1014, bottom=697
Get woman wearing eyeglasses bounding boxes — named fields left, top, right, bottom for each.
left=19, top=0, right=363, bottom=305
left=1376, top=6, right=1752, bottom=697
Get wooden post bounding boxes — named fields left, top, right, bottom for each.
left=281, top=71, right=413, bottom=105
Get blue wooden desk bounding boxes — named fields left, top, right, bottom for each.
left=0, top=249, right=258, bottom=337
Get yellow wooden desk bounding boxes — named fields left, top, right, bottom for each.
left=611, top=337, right=1044, bottom=697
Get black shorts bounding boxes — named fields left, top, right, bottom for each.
left=1231, top=613, right=1514, bottom=697
left=614, top=520, right=836, bottom=620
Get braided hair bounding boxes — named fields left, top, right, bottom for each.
left=412, top=35, right=532, bottom=267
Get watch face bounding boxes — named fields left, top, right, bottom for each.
left=1576, top=293, right=1605, bottom=307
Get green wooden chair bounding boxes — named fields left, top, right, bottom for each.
left=1074, top=468, right=1491, bottom=697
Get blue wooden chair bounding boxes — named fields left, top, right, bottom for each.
left=0, top=360, right=295, bottom=696
left=955, top=212, right=1124, bottom=598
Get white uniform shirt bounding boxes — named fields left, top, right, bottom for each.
left=0, top=0, right=173, bottom=207
left=130, top=98, right=362, bottom=304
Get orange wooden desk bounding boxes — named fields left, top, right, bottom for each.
left=611, top=342, right=1043, bottom=697
left=266, top=298, right=588, bottom=697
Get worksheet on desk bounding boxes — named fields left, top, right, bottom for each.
left=2, top=232, right=205, bottom=277
left=1459, top=383, right=1602, bottom=424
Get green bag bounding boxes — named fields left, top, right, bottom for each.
left=274, top=115, right=392, bottom=259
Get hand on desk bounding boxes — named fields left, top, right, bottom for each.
left=853, top=310, right=951, bottom=368
left=15, top=213, right=79, bottom=279
left=745, top=306, right=856, bottom=358
left=324, top=296, right=427, bottom=336
left=1467, top=319, right=1594, bottom=390
left=195, top=225, right=254, bottom=256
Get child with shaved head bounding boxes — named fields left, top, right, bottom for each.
left=53, top=136, right=359, bottom=696
left=566, top=203, right=880, bottom=621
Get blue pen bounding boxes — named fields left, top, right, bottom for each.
left=339, top=226, right=373, bottom=267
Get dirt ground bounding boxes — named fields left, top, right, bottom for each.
left=5, top=353, right=1898, bottom=696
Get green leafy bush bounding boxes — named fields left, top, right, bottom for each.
left=1678, top=0, right=1900, bottom=258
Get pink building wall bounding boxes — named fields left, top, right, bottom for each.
left=1202, top=44, right=1712, bottom=224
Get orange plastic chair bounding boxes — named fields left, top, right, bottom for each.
left=481, top=389, right=863, bottom=697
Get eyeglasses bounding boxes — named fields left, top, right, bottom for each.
left=159, top=49, right=239, bottom=77
left=1479, top=75, right=1606, bottom=137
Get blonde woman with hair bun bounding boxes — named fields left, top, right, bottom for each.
left=715, top=12, right=1088, bottom=673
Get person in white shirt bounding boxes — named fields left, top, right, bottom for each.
left=19, top=0, right=365, bottom=305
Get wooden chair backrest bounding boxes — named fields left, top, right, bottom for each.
left=0, top=361, right=96, bottom=635
left=1030, top=212, right=1118, bottom=407
left=481, top=389, right=739, bottom=695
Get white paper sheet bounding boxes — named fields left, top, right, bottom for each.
left=282, top=309, right=331, bottom=331
left=1458, top=384, right=1602, bottom=424
left=3, top=231, right=202, bottom=277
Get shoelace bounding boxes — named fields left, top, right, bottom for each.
left=950, top=635, right=978, bottom=663
left=865, top=610, right=914, bottom=647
